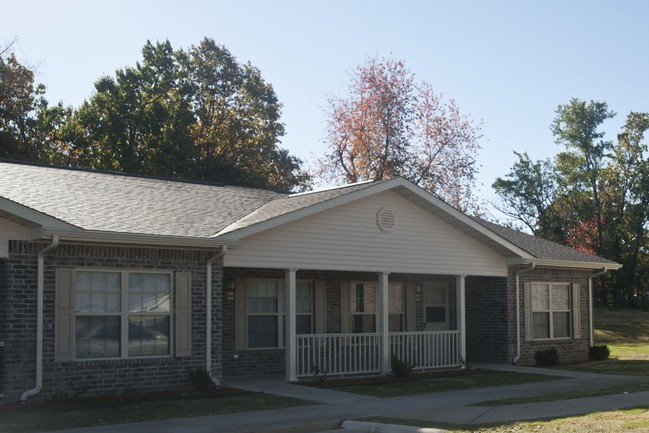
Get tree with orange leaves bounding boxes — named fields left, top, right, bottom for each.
left=318, top=57, right=482, bottom=213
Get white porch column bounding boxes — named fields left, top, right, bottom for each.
left=285, top=269, right=297, bottom=381
left=456, top=275, right=467, bottom=367
left=378, top=272, right=390, bottom=374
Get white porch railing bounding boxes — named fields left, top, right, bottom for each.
left=296, top=333, right=381, bottom=377
left=389, top=331, right=461, bottom=370
left=295, top=331, right=461, bottom=377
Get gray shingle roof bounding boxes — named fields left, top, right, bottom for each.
left=0, top=161, right=619, bottom=267
left=216, top=180, right=382, bottom=235
left=0, top=162, right=282, bottom=238
left=475, top=218, right=618, bottom=265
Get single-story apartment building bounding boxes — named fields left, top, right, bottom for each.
left=0, top=160, right=620, bottom=403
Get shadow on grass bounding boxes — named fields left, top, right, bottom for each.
left=0, top=389, right=315, bottom=433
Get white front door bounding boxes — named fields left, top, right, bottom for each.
left=423, top=283, right=449, bottom=331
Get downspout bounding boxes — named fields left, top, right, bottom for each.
left=589, top=268, right=608, bottom=347
left=21, top=235, right=59, bottom=403
left=513, top=263, right=535, bottom=365
left=206, top=246, right=227, bottom=388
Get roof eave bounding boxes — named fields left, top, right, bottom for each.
left=0, top=197, right=79, bottom=232
left=43, top=229, right=234, bottom=250
left=507, top=257, right=623, bottom=271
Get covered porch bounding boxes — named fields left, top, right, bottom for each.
left=223, top=268, right=468, bottom=380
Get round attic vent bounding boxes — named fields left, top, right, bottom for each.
left=377, top=207, right=397, bottom=232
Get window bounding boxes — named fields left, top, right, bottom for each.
left=423, top=283, right=448, bottom=331
left=350, top=283, right=376, bottom=333
left=246, top=280, right=279, bottom=348
left=296, top=281, right=313, bottom=334
left=388, top=283, right=404, bottom=332
left=75, top=270, right=172, bottom=359
left=243, top=279, right=314, bottom=349
left=531, top=283, right=571, bottom=339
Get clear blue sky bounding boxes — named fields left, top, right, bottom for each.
left=5, top=0, right=649, bottom=210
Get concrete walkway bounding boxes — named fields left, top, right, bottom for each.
left=47, top=364, right=649, bottom=433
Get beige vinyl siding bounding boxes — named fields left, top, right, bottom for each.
left=225, top=191, right=507, bottom=276
left=175, top=272, right=192, bottom=357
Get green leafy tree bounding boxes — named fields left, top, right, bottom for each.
left=605, top=112, right=649, bottom=302
left=492, top=152, right=560, bottom=239
left=185, top=39, right=310, bottom=190
left=551, top=99, right=616, bottom=256
left=70, top=38, right=310, bottom=191
left=318, top=57, right=482, bottom=212
left=0, top=46, right=69, bottom=163
left=495, top=98, right=649, bottom=306
left=69, top=40, right=195, bottom=176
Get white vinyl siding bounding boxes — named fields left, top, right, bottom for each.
left=225, top=191, right=507, bottom=276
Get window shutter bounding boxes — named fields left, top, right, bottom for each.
left=175, top=272, right=192, bottom=357
left=315, top=281, right=326, bottom=334
left=55, top=268, right=74, bottom=362
left=572, top=283, right=581, bottom=339
left=341, top=282, right=350, bottom=333
left=405, top=283, right=417, bottom=332
left=524, top=282, right=533, bottom=341
left=235, top=279, right=247, bottom=350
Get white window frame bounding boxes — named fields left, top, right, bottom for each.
left=530, top=282, right=572, bottom=340
left=423, top=282, right=449, bottom=331
left=388, top=282, right=405, bottom=332
left=296, top=280, right=314, bottom=335
left=73, top=268, right=174, bottom=360
left=244, top=278, right=315, bottom=350
left=349, top=281, right=377, bottom=333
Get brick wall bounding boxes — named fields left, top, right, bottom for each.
left=0, top=258, right=6, bottom=396
left=465, top=276, right=510, bottom=364
left=515, top=267, right=591, bottom=365
left=1, top=241, right=222, bottom=403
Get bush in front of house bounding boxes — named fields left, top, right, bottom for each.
left=188, top=367, right=213, bottom=391
left=534, top=347, right=559, bottom=367
left=391, top=354, right=416, bottom=378
left=589, top=344, right=610, bottom=361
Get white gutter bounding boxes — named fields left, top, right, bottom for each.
left=513, top=263, right=536, bottom=365
left=206, top=246, right=227, bottom=387
left=21, top=235, right=59, bottom=403
left=44, top=229, right=237, bottom=250
left=507, top=257, right=622, bottom=271
left=589, top=268, right=609, bottom=347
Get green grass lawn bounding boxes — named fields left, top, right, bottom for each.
left=0, top=391, right=313, bottom=433
left=565, top=307, right=649, bottom=376
left=311, top=370, right=562, bottom=398
left=362, top=408, right=649, bottom=433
